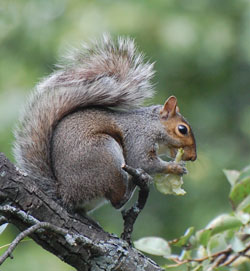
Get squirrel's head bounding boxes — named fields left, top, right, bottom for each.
left=160, top=96, right=197, bottom=162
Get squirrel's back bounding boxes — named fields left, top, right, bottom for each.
left=13, top=35, right=155, bottom=195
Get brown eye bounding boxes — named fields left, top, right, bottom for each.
left=178, top=124, right=188, bottom=135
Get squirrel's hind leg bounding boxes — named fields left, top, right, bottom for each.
left=100, top=137, right=136, bottom=209
left=53, top=130, right=133, bottom=211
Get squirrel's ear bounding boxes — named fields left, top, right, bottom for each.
left=160, top=96, right=178, bottom=118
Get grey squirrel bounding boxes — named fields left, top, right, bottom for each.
left=13, top=35, right=196, bottom=224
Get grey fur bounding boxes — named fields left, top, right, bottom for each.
left=13, top=35, right=154, bottom=200
left=13, top=35, right=195, bottom=211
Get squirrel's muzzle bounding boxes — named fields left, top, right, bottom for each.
left=182, top=145, right=197, bottom=162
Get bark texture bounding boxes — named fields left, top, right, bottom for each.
left=0, top=153, right=162, bottom=271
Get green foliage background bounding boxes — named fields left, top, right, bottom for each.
left=0, top=0, right=249, bottom=270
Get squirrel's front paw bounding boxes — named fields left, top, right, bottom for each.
left=166, top=161, right=187, bottom=175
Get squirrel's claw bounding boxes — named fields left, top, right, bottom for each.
left=166, top=161, right=187, bottom=175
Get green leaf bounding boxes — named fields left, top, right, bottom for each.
left=207, top=234, right=227, bottom=255
left=196, top=229, right=212, bottom=247
left=192, top=265, right=203, bottom=271
left=189, top=235, right=198, bottom=248
left=230, top=235, right=245, bottom=252
left=155, top=175, right=186, bottom=196
left=229, top=177, right=250, bottom=209
left=164, top=264, right=189, bottom=270
left=239, top=165, right=250, bottom=181
left=134, top=237, right=171, bottom=256
left=197, top=245, right=208, bottom=258
left=213, top=267, right=229, bottom=271
left=0, top=223, right=8, bottom=235
left=235, top=211, right=250, bottom=224
left=243, top=225, right=250, bottom=234
left=223, top=169, right=240, bottom=186
left=155, top=148, right=186, bottom=196
left=171, top=227, right=195, bottom=247
left=236, top=195, right=250, bottom=213
left=179, top=249, right=191, bottom=260
left=206, top=214, right=242, bottom=235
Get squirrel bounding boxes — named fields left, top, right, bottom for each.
left=13, top=35, right=196, bottom=218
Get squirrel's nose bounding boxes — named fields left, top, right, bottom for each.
left=185, top=154, right=197, bottom=162
left=182, top=148, right=197, bottom=162
left=190, top=154, right=197, bottom=161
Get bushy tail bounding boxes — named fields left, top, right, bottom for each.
left=13, top=35, right=155, bottom=191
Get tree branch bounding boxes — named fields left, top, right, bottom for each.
left=0, top=221, right=68, bottom=265
left=0, top=153, right=162, bottom=271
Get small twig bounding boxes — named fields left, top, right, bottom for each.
left=168, top=243, right=250, bottom=269
left=121, top=165, right=152, bottom=244
left=0, top=221, right=70, bottom=265
left=168, top=246, right=232, bottom=267
left=212, top=253, right=228, bottom=269
left=0, top=223, right=44, bottom=265
left=221, top=242, right=250, bottom=266
left=0, top=205, right=39, bottom=225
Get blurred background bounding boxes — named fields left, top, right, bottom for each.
left=0, top=0, right=250, bottom=270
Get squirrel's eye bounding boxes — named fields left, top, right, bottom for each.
left=178, top=125, right=188, bottom=135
